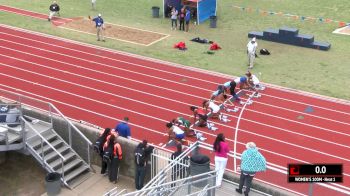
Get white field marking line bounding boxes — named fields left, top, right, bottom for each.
left=0, top=84, right=305, bottom=171
left=2, top=73, right=350, bottom=164
left=0, top=84, right=168, bottom=137
left=104, top=22, right=169, bottom=36
left=1, top=41, right=349, bottom=131
left=332, top=26, right=350, bottom=35
left=2, top=35, right=350, bottom=125
left=0, top=32, right=220, bottom=87
left=0, top=39, right=211, bottom=93
left=0, top=45, right=205, bottom=100
left=0, top=94, right=310, bottom=196
left=0, top=8, right=66, bottom=25
left=3, top=59, right=349, bottom=151
left=2, top=23, right=350, bottom=107
left=145, top=34, right=170, bottom=46
left=0, top=50, right=350, bottom=147
left=259, top=92, right=350, bottom=116
left=0, top=84, right=347, bottom=181
left=58, top=26, right=148, bottom=46
left=0, top=5, right=73, bottom=22
left=1, top=39, right=349, bottom=126
left=0, top=53, right=350, bottom=146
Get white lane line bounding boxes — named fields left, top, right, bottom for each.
left=3, top=84, right=350, bottom=178
left=0, top=8, right=67, bottom=24
left=0, top=32, right=218, bottom=86
left=2, top=58, right=349, bottom=150
left=2, top=23, right=350, bottom=108
left=1, top=37, right=349, bottom=126
left=1, top=72, right=349, bottom=163
left=1, top=43, right=350, bottom=138
left=1, top=51, right=350, bottom=144
left=0, top=38, right=211, bottom=92
left=0, top=45, right=206, bottom=100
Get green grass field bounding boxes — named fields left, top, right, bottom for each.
left=0, top=0, right=349, bottom=99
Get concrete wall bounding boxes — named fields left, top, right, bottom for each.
left=0, top=152, right=6, bottom=165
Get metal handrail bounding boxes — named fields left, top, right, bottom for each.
left=0, top=88, right=92, bottom=167
left=20, top=116, right=66, bottom=161
left=49, top=104, right=92, bottom=145
left=121, top=170, right=218, bottom=196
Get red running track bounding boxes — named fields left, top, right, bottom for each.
left=1, top=23, right=350, bottom=195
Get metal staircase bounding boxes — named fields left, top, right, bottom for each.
left=0, top=89, right=94, bottom=189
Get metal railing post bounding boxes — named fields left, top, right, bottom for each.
left=68, top=124, right=72, bottom=146
left=308, top=183, right=314, bottom=196
left=40, top=138, right=44, bottom=164
left=87, top=142, right=91, bottom=167
left=49, top=104, right=53, bottom=125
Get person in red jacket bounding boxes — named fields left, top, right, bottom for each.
left=103, top=134, right=122, bottom=183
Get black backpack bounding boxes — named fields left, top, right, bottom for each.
left=260, top=48, right=270, bottom=55
left=103, top=145, right=113, bottom=163
left=135, top=147, right=146, bottom=166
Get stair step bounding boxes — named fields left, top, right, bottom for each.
left=57, top=159, right=83, bottom=174
left=29, top=133, right=57, bottom=149
left=36, top=139, right=62, bottom=153
left=49, top=151, right=76, bottom=169
left=43, top=145, right=70, bottom=162
left=7, top=132, right=22, bottom=144
left=63, top=165, right=89, bottom=183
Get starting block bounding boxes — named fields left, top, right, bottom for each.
left=240, top=100, right=253, bottom=105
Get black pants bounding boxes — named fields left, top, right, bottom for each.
left=171, top=19, right=177, bottom=28
left=171, top=165, right=186, bottom=187
left=135, top=166, right=146, bottom=190
left=109, top=157, right=120, bottom=182
left=100, top=153, right=108, bottom=174
left=238, top=171, right=255, bottom=194
left=179, top=19, right=185, bottom=31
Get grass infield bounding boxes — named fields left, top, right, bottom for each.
left=0, top=0, right=349, bottom=100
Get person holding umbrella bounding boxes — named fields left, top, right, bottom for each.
left=236, top=142, right=266, bottom=196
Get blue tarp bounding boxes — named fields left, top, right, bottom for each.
left=198, top=0, right=216, bottom=23
left=164, top=0, right=216, bottom=24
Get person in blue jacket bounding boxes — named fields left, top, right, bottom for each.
left=185, top=8, right=191, bottom=32
left=92, top=13, right=105, bottom=42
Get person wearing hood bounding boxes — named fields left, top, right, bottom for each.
left=134, top=140, right=154, bottom=190
left=236, top=142, right=266, bottom=196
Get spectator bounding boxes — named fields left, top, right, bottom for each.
left=92, top=13, right=105, bottom=42
left=115, top=117, right=131, bottom=139
left=247, top=37, right=258, bottom=69
left=179, top=7, right=185, bottom=31
left=97, top=128, right=111, bottom=175
left=48, top=1, right=60, bottom=22
left=185, top=8, right=191, bottom=32
left=170, top=7, right=178, bottom=30
left=102, top=133, right=122, bottom=184
left=170, top=144, right=188, bottom=187
left=236, top=142, right=266, bottom=196
left=91, top=0, right=97, bottom=10
left=213, top=133, right=229, bottom=187
left=134, top=140, right=154, bottom=190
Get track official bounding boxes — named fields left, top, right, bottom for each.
left=48, top=1, right=60, bottom=22
left=92, top=13, right=105, bottom=42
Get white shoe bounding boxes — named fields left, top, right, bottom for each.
left=32, top=119, right=40, bottom=124
left=239, top=101, right=244, bottom=105
left=199, top=137, right=207, bottom=141
left=232, top=107, right=239, bottom=112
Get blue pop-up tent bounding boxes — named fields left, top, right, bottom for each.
left=163, top=0, right=217, bottom=24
